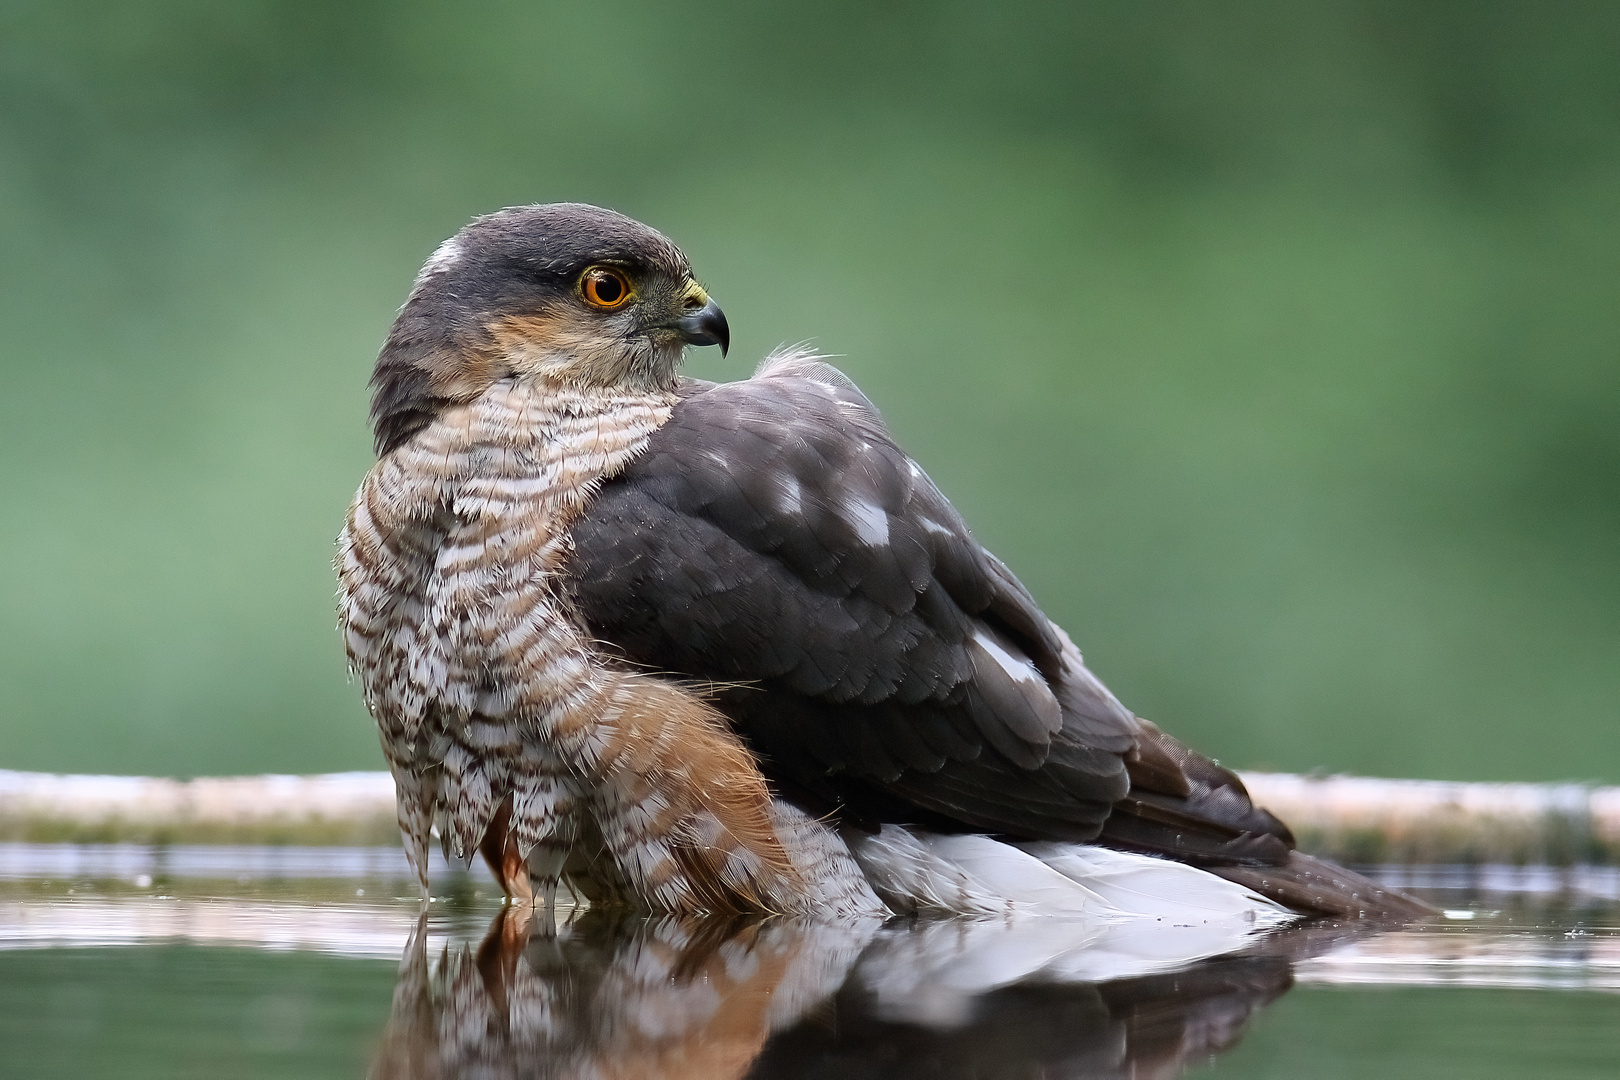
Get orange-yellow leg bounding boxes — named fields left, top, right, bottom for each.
left=478, top=796, right=534, bottom=904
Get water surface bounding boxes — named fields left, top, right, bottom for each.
left=2, top=848, right=1615, bottom=1078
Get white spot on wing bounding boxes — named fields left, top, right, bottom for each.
left=918, top=517, right=954, bottom=538
left=778, top=474, right=802, bottom=515
left=842, top=494, right=890, bottom=546
left=973, top=630, right=1042, bottom=686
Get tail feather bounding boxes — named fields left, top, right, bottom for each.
left=1211, top=851, right=1437, bottom=920
left=848, top=825, right=1297, bottom=927
left=1102, top=718, right=1436, bottom=920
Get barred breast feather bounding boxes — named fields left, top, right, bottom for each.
left=336, top=376, right=841, bottom=915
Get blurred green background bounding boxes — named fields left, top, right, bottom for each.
left=0, top=1, right=1614, bottom=782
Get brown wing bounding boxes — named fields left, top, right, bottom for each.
left=566, top=354, right=1142, bottom=840
left=564, top=356, right=1430, bottom=917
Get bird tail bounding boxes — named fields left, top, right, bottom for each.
left=1207, top=851, right=1436, bottom=920
left=1099, top=719, right=1436, bottom=920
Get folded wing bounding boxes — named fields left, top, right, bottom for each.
left=564, top=353, right=1428, bottom=917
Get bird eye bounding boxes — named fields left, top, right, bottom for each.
left=580, top=266, right=632, bottom=310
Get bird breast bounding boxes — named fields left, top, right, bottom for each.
left=339, top=376, right=679, bottom=742
left=336, top=378, right=680, bottom=871
left=337, top=376, right=839, bottom=916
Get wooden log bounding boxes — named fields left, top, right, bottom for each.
left=1241, top=772, right=1620, bottom=866
left=2, top=768, right=1617, bottom=863
left=0, top=770, right=397, bottom=846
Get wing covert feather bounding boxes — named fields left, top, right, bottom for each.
left=565, top=354, right=1139, bottom=840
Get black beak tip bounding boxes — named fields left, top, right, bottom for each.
left=677, top=299, right=730, bottom=357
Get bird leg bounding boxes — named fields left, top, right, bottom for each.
left=526, top=839, right=574, bottom=938
left=478, top=794, right=534, bottom=905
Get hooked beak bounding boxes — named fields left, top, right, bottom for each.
left=672, top=298, right=730, bottom=357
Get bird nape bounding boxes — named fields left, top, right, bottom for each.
left=337, top=203, right=1432, bottom=924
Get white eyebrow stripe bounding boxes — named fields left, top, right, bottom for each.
left=416, top=236, right=464, bottom=283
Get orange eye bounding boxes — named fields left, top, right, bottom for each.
left=580, top=266, right=633, bottom=310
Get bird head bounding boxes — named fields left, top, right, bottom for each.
left=369, top=203, right=728, bottom=455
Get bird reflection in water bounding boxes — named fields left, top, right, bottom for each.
left=369, top=907, right=1299, bottom=1080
